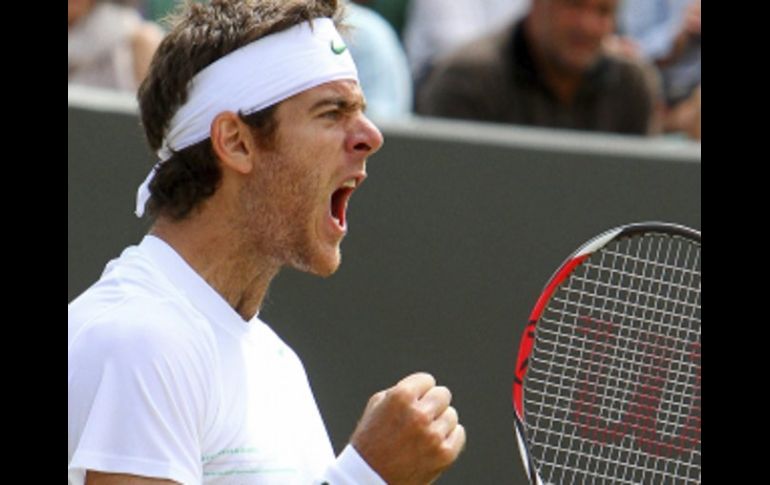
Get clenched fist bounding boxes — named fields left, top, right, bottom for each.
left=350, top=373, right=466, bottom=485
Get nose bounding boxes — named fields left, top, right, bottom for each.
left=346, top=113, right=384, bottom=157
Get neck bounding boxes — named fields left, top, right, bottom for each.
left=150, top=210, right=281, bottom=322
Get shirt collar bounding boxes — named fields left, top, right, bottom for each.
left=139, top=234, right=263, bottom=338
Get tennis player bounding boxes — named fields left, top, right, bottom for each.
left=68, top=1, right=465, bottom=484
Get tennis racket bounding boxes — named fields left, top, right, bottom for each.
left=512, top=222, right=700, bottom=484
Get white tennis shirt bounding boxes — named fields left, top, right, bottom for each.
left=68, top=235, right=385, bottom=485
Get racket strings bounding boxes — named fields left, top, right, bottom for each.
left=525, top=352, right=699, bottom=425
left=524, top=233, right=700, bottom=484
left=562, top=273, right=700, bottom=313
left=534, top=315, right=699, bottom=381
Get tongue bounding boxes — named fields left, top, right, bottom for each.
left=331, top=188, right=348, bottom=227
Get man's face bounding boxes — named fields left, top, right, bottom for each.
left=239, top=80, right=383, bottom=277
left=533, top=0, right=618, bottom=73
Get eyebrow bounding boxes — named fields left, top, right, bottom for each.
left=309, top=96, right=367, bottom=114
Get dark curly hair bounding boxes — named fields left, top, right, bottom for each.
left=137, top=0, right=346, bottom=220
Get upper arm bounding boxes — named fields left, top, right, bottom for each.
left=69, top=301, right=211, bottom=485
left=86, top=471, right=179, bottom=485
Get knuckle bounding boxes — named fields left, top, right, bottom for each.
left=411, top=405, right=433, bottom=427
left=429, top=429, right=445, bottom=449
left=389, top=386, right=412, bottom=406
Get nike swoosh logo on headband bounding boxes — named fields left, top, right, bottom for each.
left=331, top=39, right=347, bottom=55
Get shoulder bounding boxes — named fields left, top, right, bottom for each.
left=69, top=244, right=216, bottom=371
left=602, top=53, right=659, bottom=96
left=594, top=54, right=660, bottom=134
left=70, top=295, right=211, bottom=368
left=70, top=242, right=207, bottom=348
left=68, top=294, right=216, bottom=432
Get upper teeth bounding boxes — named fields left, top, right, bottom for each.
left=342, top=179, right=357, bottom=189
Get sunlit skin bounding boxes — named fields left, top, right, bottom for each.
left=151, top=80, right=383, bottom=321
left=239, top=80, right=383, bottom=278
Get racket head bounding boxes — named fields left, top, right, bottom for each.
left=512, top=222, right=701, bottom=484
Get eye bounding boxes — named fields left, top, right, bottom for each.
left=320, top=110, right=342, bottom=121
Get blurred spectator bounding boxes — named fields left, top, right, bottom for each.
left=613, top=0, right=700, bottom=139
left=68, top=0, right=164, bottom=92
left=616, top=0, right=700, bottom=106
left=665, top=83, right=700, bottom=140
left=403, top=0, right=530, bottom=89
left=416, top=0, right=659, bottom=136
left=345, top=1, right=413, bottom=120
left=112, top=0, right=411, bottom=118
left=357, top=0, right=411, bottom=37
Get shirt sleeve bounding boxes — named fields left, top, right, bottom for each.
left=320, top=444, right=387, bottom=485
left=68, top=302, right=208, bottom=485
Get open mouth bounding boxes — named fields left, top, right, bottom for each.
left=330, top=179, right=357, bottom=229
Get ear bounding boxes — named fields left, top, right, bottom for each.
left=210, top=111, right=256, bottom=175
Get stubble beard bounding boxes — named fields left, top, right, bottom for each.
left=239, top=151, right=340, bottom=278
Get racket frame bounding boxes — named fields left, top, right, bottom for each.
left=512, top=222, right=701, bottom=485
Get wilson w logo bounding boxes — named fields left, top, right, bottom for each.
left=569, top=317, right=701, bottom=459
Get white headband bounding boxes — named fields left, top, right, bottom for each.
left=135, top=17, right=358, bottom=217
